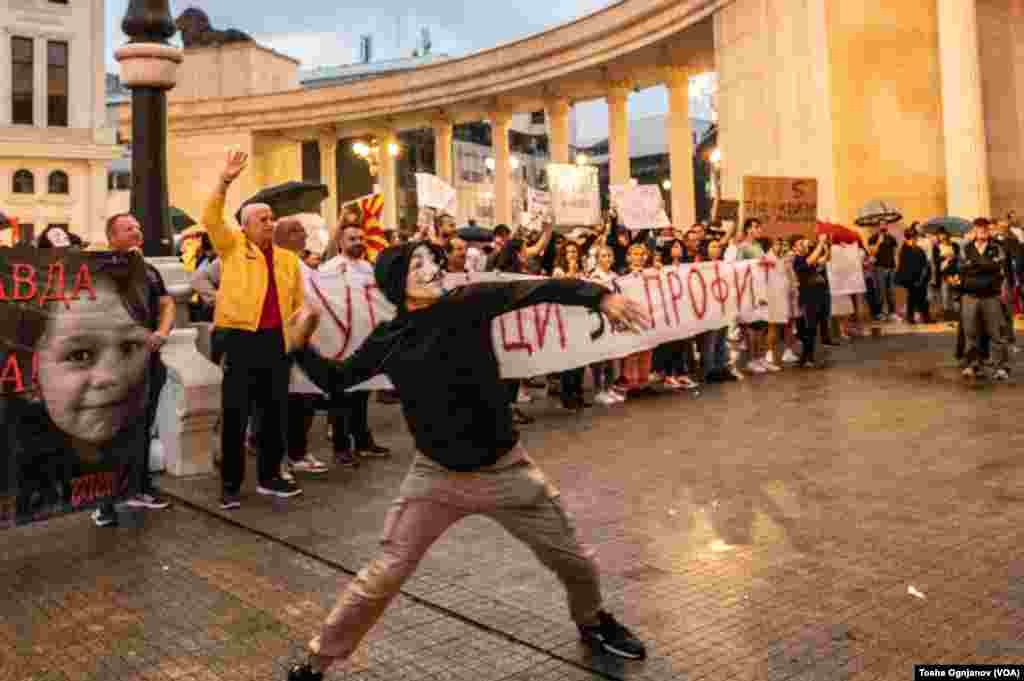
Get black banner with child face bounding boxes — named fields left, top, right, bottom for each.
left=0, top=246, right=151, bottom=528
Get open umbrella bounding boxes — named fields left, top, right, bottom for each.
left=855, top=199, right=902, bottom=227
left=921, top=216, right=970, bottom=236
left=457, top=224, right=494, bottom=243
left=815, top=221, right=862, bottom=245
left=235, top=181, right=329, bottom=225
left=169, top=206, right=196, bottom=233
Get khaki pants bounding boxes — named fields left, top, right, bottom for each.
left=309, top=446, right=602, bottom=668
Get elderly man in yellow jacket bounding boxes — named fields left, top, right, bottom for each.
left=206, top=150, right=305, bottom=509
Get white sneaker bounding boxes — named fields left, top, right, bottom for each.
left=517, top=386, right=533, bottom=403
left=747, top=359, right=767, bottom=374
left=994, top=368, right=1010, bottom=381
left=782, top=348, right=800, bottom=364
left=280, top=464, right=295, bottom=483
left=729, top=367, right=746, bottom=381
left=595, top=391, right=618, bottom=406
left=762, top=360, right=782, bottom=372
left=289, top=454, right=328, bottom=474
left=609, top=387, right=627, bottom=402
left=962, top=366, right=976, bottom=379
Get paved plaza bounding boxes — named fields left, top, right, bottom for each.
left=3, top=329, right=1024, bottom=681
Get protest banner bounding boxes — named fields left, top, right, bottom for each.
left=827, top=243, right=868, bottom=296
left=742, top=176, right=818, bottom=236
left=547, top=164, right=601, bottom=226
left=521, top=187, right=551, bottom=228
left=0, top=246, right=150, bottom=528
left=713, top=199, right=740, bottom=223
left=415, top=173, right=458, bottom=215
left=290, top=258, right=793, bottom=395
left=609, top=184, right=672, bottom=230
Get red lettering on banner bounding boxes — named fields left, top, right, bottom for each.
left=363, top=283, right=379, bottom=329
left=38, top=263, right=70, bottom=308
left=688, top=268, right=707, bottom=320
left=733, top=264, right=754, bottom=310
left=533, top=304, right=567, bottom=350
left=70, top=264, right=96, bottom=301
left=0, top=355, right=24, bottom=393
left=499, top=310, right=533, bottom=354
left=666, top=271, right=684, bottom=326
left=710, top=263, right=730, bottom=315
left=642, top=273, right=671, bottom=328
left=11, top=263, right=37, bottom=301
left=311, top=280, right=353, bottom=359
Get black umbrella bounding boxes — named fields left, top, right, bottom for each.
left=169, top=206, right=196, bottom=232
left=457, top=224, right=494, bottom=243
left=235, top=181, right=329, bottom=225
left=921, top=216, right=970, bottom=236
left=855, top=199, right=903, bottom=227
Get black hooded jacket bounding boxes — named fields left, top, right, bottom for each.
left=292, top=241, right=611, bottom=471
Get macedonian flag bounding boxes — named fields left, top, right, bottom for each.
left=342, top=193, right=389, bottom=263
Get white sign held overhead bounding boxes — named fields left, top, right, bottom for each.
left=547, top=164, right=601, bottom=226
left=609, top=183, right=672, bottom=231
left=521, top=187, right=552, bottom=228
left=415, top=173, right=457, bottom=215
left=826, top=244, right=867, bottom=296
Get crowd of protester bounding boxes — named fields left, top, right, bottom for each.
left=23, top=160, right=1017, bottom=522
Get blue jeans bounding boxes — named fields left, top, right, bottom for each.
left=701, top=330, right=728, bottom=378
left=871, top=268, right=896, bottom=315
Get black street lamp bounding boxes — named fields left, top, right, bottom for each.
left=116, top=0, right=182, bottom=256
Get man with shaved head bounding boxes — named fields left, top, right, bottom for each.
left=203, top=152, right=307, bottom=509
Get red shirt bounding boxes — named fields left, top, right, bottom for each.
left=258, top=245, right=282, bottom=329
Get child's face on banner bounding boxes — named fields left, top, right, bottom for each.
left=36, top=279, right=150, bottom=444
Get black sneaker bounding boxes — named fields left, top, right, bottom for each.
left=579, top=611, right=647, bottom=659
left=91, top=505, right=118, bottom=527
left=287, top=662, right=323, bottom=681
left=123, top=492, right=171, bottom=510
left=256, top=478, right=303, bottom=498
left=220, top=493, right=241, bottom=510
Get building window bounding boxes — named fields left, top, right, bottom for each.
left=19, top=224, right=35, bottom=245
left=49, top=0, right=69, bottom=4
left=48, top=41, right=69, bottom=127
left=531, top=111, right=545, bottom=125
left=115, top=172, right=131, bottom=190
left=13, top=170, right=35, bottom=194
left=12, top=37, right=34, bottom=125
left=48, top=170, right=69, bottom=194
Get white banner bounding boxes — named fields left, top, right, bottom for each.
left=521, top=187, right=551, bottom=228
left=415, top=173, right=457, bottom=215
left=290, top=259, right=793, bottom=394
left=547, top=164, right=601, bottom=226
left=826, top=244, right=867, bottom=296
left=609, top=184, right=672, bottom=231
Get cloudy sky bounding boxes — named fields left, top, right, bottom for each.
left=104, top=1, right=712, bottom=142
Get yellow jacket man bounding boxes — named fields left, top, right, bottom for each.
left=206, top=150, right=305, bottom=509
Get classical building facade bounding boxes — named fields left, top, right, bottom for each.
left=112, top=0, right=1020, bottom=235
left=0, top=0, right=119, bottom=246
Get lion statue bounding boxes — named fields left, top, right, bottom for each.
left=175, top=8, right=253, bottom=48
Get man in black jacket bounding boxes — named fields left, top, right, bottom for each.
left=285, top=241, right=652, bottom=681
left=960, top=218, right=1010, bottom=379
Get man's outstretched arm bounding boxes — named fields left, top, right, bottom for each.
left=287, top=310, right=392, bottom=395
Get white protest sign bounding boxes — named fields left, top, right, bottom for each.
left=290, top=259, right=793, bottom=394
left=826, top=244, right=867, bottom=296
left=547, top=164, right=600, bottom=226
left=609, top=184, right=672, bottom=231
left=415, top=173, right=457, bottom=215
left=521, top=187, right=551, bottom=227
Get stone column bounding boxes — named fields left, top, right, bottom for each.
left=432, top=117, right=454, bottom=184
left=318, top=127, right=338, bottom=230
left=86, top=160, right=108, bottom=245
left=664, top=66, right=696, bottom=229
left=491, top=111, right=513, bottom=226
left=937, top=0, right=991, bottom=218
left=115, top=0, right=184, bottom=257
left=545, top=97, right=572, bottom=164
left=607, top=81, right=632, bottom=185
left=0, top=29, right=11, bottom=126
left=378, top=129, right=399, bottom=231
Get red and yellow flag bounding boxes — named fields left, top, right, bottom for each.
left=343, top=194, right=389, bottom=263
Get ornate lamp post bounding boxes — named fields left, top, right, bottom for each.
left=115, top=0, right=183, bottom=256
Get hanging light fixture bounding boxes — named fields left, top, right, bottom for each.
left=352, top=137, right=400, bottom=177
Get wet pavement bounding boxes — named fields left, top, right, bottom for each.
left=4, top=327, right=1024, bottom=681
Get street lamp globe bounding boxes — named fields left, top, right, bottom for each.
left=710, top=148, right=722, bottom=165
left=662, top=179, right=672, bottom=190
left=485, top=157, right=495, bottom=171
left=575, top=153, right=589, bottom=166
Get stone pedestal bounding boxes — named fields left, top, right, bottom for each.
left=153, top=327, right=222, bottom=476
left=147, top=256, right=222, bottom=476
